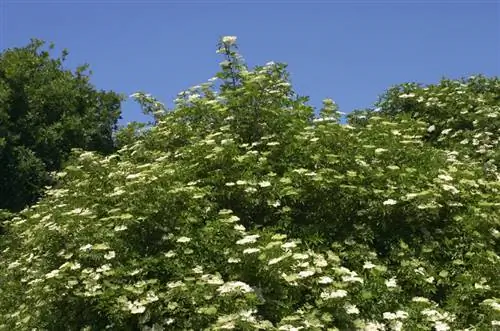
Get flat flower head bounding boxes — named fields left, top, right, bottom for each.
left=79, top=244, right=93, bottom=252
left=222, top=36, right=237, bottom=45
left=385, top=277, right=398, bottom=288
left=243, top=248, right=260, bottom=254
left=216, top=281, right=253, bottom=295
left=104, top=251, right=116, bottom=260
left=258, top=181, right=271, bottom=187
left=383, top=199, right=397, bottom=206
left=236, top=234, right=260, bottom=245
left=320, top=289, right=348, bottom=299
left=176, top=236, right=191, bottom=243
left=318, top=276, right=333, bottom=284
left=363, top=261, right=376, bottom=269
left=344, top=303, right=360, bottom=315
left=298, top=270, right=315, bottom=278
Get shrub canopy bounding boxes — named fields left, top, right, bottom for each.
left=0, top=37, right=499, bottom=330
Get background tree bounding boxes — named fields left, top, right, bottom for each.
left=0, top=39, right=123, bottom=212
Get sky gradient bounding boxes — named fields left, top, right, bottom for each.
left=1, top=0, right=499, bottom=125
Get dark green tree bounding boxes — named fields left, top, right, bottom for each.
left=0, top=39, right=123, bottom=212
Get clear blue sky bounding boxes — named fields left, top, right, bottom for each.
left=2, top=0, right=499, bottom=125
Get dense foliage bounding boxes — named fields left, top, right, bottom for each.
left=0, top=39, right=122, bottom=212
left=0, top=37, right=498, bottom=330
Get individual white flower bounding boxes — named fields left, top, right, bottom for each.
left=221, top=36, right=237, bottom=45
left=176, top=236, right=191, bottom=243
